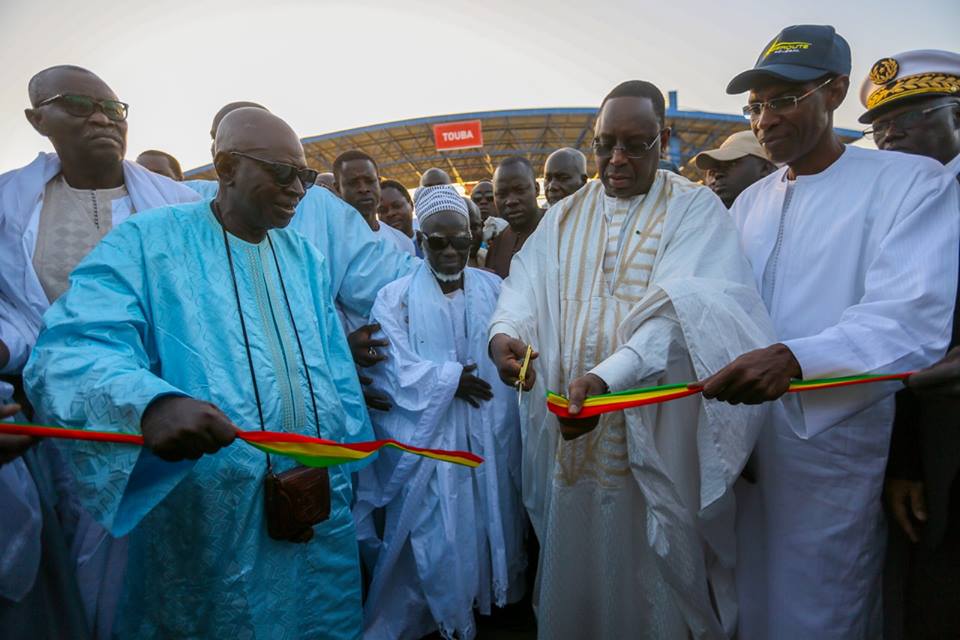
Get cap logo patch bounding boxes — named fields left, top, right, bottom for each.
left=763, top=38, right=812, bottom=58
left=869, top=58, right=899, bottom=84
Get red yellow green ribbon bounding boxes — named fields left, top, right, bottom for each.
left=546, top=373, right=912, bottom=419
left=0, top=423, right=482, bottom=468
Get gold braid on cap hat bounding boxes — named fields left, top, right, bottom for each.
left=867, top=73, right=960, bottom=110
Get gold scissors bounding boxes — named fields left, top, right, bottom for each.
left=516, top=344, right=533, bottom=410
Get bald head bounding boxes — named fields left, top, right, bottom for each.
left=137, top=150, right=183, bottom=181
left=315, top=172, right=337, bottom=192
left=546, top=148, right=587, bottom=174
left=420, top=168, right=452, bottom=187
left=28, top=65, right=114, bottom=107
left=544, top=147, right=588, bottom=205
left=210, top=101, right=267, bottom=140
left=215, top=108, right=303, bottom=161
left=214, top=109, right=310, bottom=241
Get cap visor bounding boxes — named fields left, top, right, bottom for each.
left=726, top=64, right=829, bottom=94
left=857, top=92, right=954, bottom=124
left=857, top=109, right=876, bottom=125
left=694, top=149, right=749, bottom=169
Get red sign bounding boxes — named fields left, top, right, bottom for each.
left=433, top=120, right=483, bottom=151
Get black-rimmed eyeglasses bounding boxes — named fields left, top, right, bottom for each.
left=36, top=94, right=129, bottom=122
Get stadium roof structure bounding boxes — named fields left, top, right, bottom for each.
left=185, top=91, right=864, bottom=187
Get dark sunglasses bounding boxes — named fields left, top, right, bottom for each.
left=230, top=151, right=317, bottom=189
left=37, top=94, right=129, bottom=122
left=425, top=234, right=472, bottom=251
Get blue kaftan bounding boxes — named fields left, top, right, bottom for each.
left=184, top=180, right=419, bottom=320
left=25, top=200, right=369, bottom=639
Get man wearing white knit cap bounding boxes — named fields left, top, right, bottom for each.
left=354, top=185, right=525, bottom=640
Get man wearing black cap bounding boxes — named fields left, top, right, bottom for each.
left=701, top=25, right=960, bottom=640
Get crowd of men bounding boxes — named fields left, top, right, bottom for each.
left=0, top=22, right=959, bottom=640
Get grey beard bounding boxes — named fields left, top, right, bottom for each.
left=429, top=264, right=464, bottom=282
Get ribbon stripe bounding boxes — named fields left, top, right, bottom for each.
left=0, top=423, right=482, bottom=468
left=0, top=372, right=912, bottom=462
left=546, top=373, right=912, bottom=419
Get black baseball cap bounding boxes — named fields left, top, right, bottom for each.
left=726, top=25, right=851, bottom=94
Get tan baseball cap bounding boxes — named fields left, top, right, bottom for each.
left=693, top=130, right=770, bottom=170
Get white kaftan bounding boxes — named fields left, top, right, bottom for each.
left=489, top=174, right=775, bottom=639
left=730, top=145, right=960, bottom=640
left=355, top=265, right=525, bottom=640
left=0, top=152, right=198, bottom=639
left=0, top=152, right=199, bottom=374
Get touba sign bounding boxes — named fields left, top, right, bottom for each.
left=433, top=120, right=484, bottom=151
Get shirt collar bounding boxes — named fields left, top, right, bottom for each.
left=946, top=151, right=960, bottom=179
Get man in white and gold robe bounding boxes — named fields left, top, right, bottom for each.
left=488, top=81, right=773, bottom=639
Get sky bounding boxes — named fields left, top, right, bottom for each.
left=0, top=0, right=957, bottom=174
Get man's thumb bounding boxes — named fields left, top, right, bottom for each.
left=911, top=486, right=928, bottom=521
left=568, top=383, right=586, bottom=415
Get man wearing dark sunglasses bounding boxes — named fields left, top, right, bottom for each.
left=24, top=107, right=371, bottom=639
left=355, top=185, right=524, bottom=639
left=183, top=101, right=271, bottom=201
left=0, top=64, right=200, bottom=639
left=488, top=79, right=775, bottom=638
left=716, top=26, right=960, bottom=640
left=857, top=49, right=960, bottom=640
left=184, top=103, right=419, bottom=402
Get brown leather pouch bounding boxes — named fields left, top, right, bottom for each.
left=263, top=466, right=330, bottom=543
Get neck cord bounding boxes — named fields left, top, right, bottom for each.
left=265, top=233, right=322, bottom=437
left=214, top=202, right=322, bottom=472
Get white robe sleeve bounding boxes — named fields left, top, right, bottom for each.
left=354, top=279, right=463, bottom=523
left=592, top=188, right=762, bottom=393
left=589, top=315, right=681, bottom=392
left=290, top=189, right=419, bottom=319
left=782, top=175, right=959, bottom=380
left=0, top=291, right=32, bottom=374
left=0, top=458, right=42, bottom=602
left=367, top=284, right=462, bottom=425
